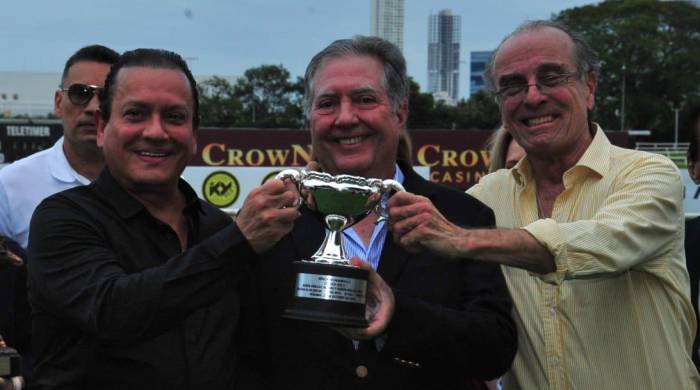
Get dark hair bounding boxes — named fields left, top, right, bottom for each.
left=689, top=105, right=700, bottom=163
left=303, top=35, right=408, bottom=117
left=61, top=45, right=120, bottom=86
left=484, top=20, right=601, bottom=93
left=99, top=48, right=199, bottom=128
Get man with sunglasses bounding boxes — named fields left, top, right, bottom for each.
left=387, top=20, right=699, bottom=388
left=0, top=45, right=119, bottom=250
left=0, top=45, right=118, bottom=387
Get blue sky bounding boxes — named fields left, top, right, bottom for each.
left=1, top=0, right=594, bottom=99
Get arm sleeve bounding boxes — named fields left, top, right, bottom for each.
left=27, top=195, right=256, bottom=341
left=523, top=154, right=684, bottom=284
left=382, top=204, right=517, bottom=380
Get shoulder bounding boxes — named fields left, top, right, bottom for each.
left=418, top=179, right=494, bottom=226
left=467, top=169, right=514, bottom=202
left=0, top=147, right=54, bottom=184
left=609, top=146, right=679, bottom=174
left=34, top=184, right=96, bottom=214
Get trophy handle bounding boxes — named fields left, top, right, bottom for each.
left=374, top=180, right=405, bottom=224
left=276, top=169, right=303, bottom=184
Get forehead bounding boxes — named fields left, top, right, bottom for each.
left=64, top=61, right=111, bottom=85
left=112, top=66, right=193, bottom=106
left=494, top=27, right=576, bottom=78
left=313, top=55, right=386, bottom=95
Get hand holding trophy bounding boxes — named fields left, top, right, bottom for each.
left=276, top=169, right=404, bottom=327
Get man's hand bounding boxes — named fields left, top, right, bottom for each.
left=388, top=192, right=555, bottom=273
left=236, top=179, right=301, bottom=254
left=0, top=237, right=23, bottom=271
left=335, top=258, right=395, bottom=340
left=387, top=192, right=463, bottom=258
left=0, top=251, right=22, bottom=271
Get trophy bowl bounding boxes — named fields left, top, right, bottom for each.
left=276, top=169, right=404, bottom=327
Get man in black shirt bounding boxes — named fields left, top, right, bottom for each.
left=27, top=49, right=301, bottom=389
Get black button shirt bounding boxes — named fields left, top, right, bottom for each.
left=27, top=168, right=256, bottom=390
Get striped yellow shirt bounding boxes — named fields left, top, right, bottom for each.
left=468, top=126, right=700, bottom=389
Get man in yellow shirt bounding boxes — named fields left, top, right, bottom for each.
left=387, top=20, right=700, bottom=389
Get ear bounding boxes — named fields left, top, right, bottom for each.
left=54, top=89, right=63, bottom=118
left=190, top=126, right=198, bottom=155
left=96, top=110, right=106, bottom=148
left=395, top=99, right=408, bottom=129
left=584, top=71, right=597, bottom=111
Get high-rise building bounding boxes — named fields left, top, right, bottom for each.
left=428, top=10, right=461, bottom=104
left=370, top=0, right=404, bottom=52
left=470, top=51, right=492, bottom=96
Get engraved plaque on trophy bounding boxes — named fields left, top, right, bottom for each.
left=276, top=169, right=404, bottom=327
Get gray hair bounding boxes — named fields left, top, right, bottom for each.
left=303, top=35, right=409, bottom=117
left=484, top=20, right=601, bottom=93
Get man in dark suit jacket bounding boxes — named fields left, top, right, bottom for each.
left=239, top=36, right=516, bottom=390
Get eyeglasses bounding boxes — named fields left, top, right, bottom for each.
left=495, top=73, right=576, bottom=102
left=60, top=83, right=103, bottom=106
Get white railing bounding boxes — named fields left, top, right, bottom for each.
left=635, top=142, right=689, bottom=153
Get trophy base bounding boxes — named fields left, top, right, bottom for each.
left=283, top=261, right=369, bottom=328
left=0, top=348, right=21, bottom=378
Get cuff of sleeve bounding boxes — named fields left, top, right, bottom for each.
left=209, top=223, right=258, bottom=269
left=522, top=218, right=568, bottom=284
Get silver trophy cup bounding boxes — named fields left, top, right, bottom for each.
left=276, top=169, right=404, bottom=327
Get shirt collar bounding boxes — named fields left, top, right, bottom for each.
left=49, top=137, right=90, bottom=185
left=93, top=168, right=202, bottom=219
left=510, top=123, right=610, bottom=186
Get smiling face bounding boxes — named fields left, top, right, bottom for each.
left=494, top=27, right=596, bottom=161
left=96, top=66, right=197, bottom=193
left=308, top=55, right=407, bottom=179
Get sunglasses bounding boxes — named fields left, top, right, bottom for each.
left=61, top=83, right=103, bottom=106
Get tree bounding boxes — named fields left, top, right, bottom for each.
left=197, top=76, right=241, bottom=127
left=454, top=90, right=501, bottom=130
left=198, top=64, right=304, bottom=128
left=232, top=64, right=304, bottom=128
left=407, top=77, right=438, bottom=129
left=407, top=78, right=500, bottom=130
left=554, top=0, right=700, bottom=141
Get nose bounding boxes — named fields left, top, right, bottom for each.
left=334, top=98, right=359, bottom=128
left=523, top=80, right=547, bottom=107
left=142, top=115, right=169, bottom=140
left=84, top=93, right=100, bottom=114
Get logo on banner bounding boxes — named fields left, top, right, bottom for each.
left=202, top=171, right=239, bottom=207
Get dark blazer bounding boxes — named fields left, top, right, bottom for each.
left=240, top=162, right=517, bottom=390
left=686, top=216, right=700, bottom=369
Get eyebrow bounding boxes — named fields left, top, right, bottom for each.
left=315, top=85, right=378, bottom=99
left=498, top=62, right=571, bottom=83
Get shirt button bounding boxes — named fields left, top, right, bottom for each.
left=355, top=365, right=368, bottom=378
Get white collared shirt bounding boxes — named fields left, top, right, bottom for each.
left=0, top=137, right=90, bottom=248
